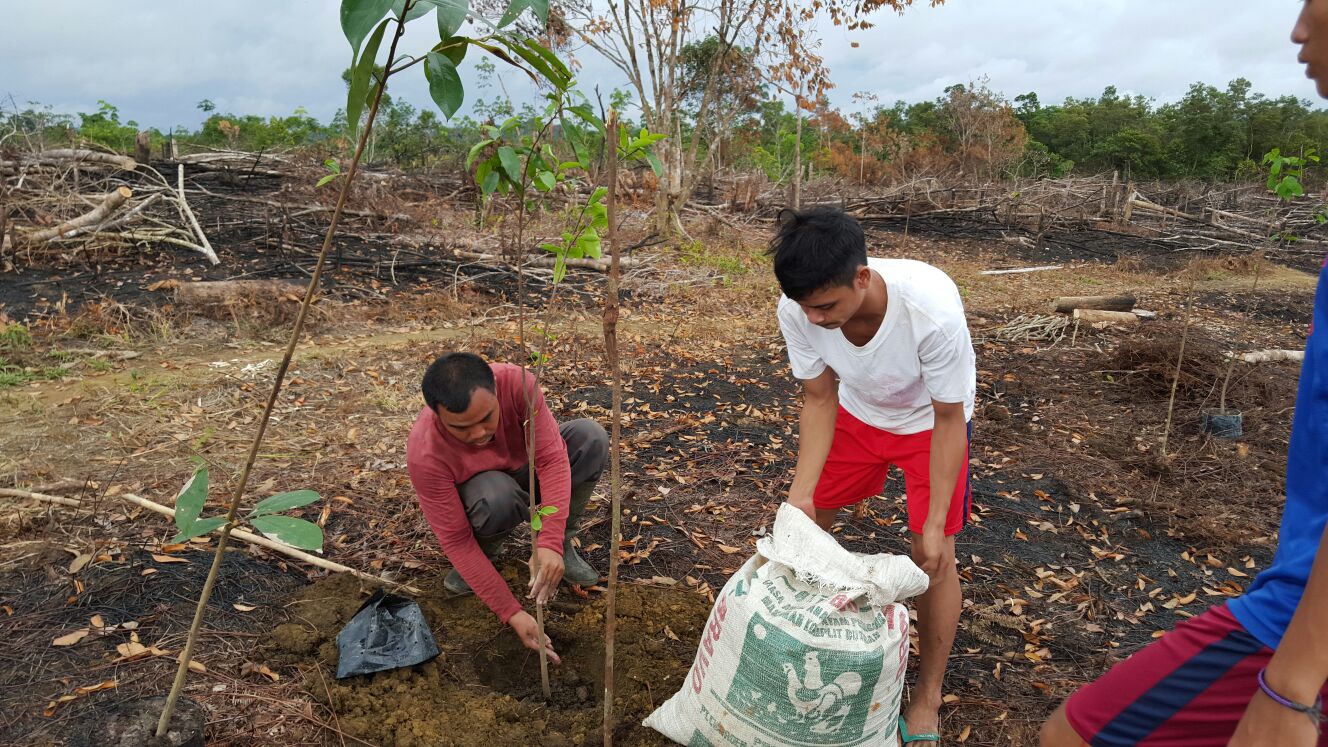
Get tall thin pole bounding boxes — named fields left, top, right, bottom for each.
left=155, top=10, right=409, bottom=739
left=601, top=109, right=624, bottom=747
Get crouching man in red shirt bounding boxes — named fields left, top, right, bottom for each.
left=407, top=352, right=606, bottom=661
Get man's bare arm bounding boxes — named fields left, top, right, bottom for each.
left=788, top=368, right=838, bottom=517
left=1230, top=524, right=1328, bottom=746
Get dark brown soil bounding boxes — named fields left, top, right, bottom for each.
left=268, top=571, right=711, bottom=747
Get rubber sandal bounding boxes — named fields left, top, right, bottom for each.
left=898, top=715, right=940, bottom=744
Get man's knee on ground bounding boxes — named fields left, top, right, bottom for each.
left=459, top=472, right=526, bottom=537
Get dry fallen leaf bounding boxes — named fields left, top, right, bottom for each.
left=68, top=553, right=93, bottom=574
left=150, top=554, right=189, bottom=564
left=716, top=544, right=743, bottom=554
left=141, top=568, right=158, bottom=576
left=233, top=603, right=258, bottom=612
left=241, top=661, right=280, bottom=682
left=663, top=626, right=680, bottom=641
left=52, top=629, right=89, bottom=647
left=176, top=654, right=206, bottom=673
left=959, top=725, right=972, bottom=742
left=1227, top=567, right=1249, bottom=578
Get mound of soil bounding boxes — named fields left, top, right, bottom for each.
left=269, top=571, right=711, bottom=747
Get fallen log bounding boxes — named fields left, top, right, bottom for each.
left=981, top=264, right=1063, bottom=276
left=1240, top=349, right=1304, bottom=363
left=0, top=149, right=138, bottom=171
left=1072, top=309, right=1139, bottom=324
left=1052, top=294, right=1137, bottom=313
left=21, top=187, right=133, bottom=244
left=169, top=279, right=307, bottom=305
left=454, top=249, right=640, bottom=272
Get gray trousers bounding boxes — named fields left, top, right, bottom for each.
left=457, top=418, right=608, bottom=539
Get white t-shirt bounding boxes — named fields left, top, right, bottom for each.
left=778, top=257, right=976, bottom=435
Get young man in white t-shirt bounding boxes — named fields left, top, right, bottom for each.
left=771, top=206, right=976, bottom=745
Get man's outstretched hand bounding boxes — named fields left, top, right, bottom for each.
left=508, top=611, right=561, bottom=664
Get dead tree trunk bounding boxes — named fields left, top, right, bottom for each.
left=21, top=187, right=132, bottom=244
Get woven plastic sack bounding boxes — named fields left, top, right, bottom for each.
left=644, top=503, right=929, bottom=746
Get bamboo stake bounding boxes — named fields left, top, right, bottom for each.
left=601, top=109, right=623, bottom=747
left=155, top=13, right=408, bottom=739
left=0, top=488, right=82, bottom=507
left=1160, top=273, right=1198, bottom=458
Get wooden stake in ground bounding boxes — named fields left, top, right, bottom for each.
left=601, top=109, right=624, bottom=747
left=1160, top=273, right=1198, bottom=458
left=154, top=14, right=409, bottom=739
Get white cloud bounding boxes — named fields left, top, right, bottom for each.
left=0, top=0, right=1319, bottom=129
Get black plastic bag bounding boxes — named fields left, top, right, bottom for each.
left=335, top=589, right=440, bottom=679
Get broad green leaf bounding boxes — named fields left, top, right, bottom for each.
left=496, top=0, right=530, bottom=29
left=173, top=467, right=209, bottom=534
left=436, top=35, right=469, bottom=67
left=436, top=0, right=469, bottom=38
left=341, top=0, right=395, bottom=54
left=316, top=174, right=340, bottom=188
left=575, top=231, right=601, bottom=259
left=171, top=516, right=228, bottom=544
left=530, top=514, right=543, bottom=531
left=424, top=52, right=464, bottom=119
left=569, top=104, right=602, bottom=133
left=540, top=505, right=558, bottom=516
left=502, top=38, right=568, bottom=89
left=481, top=169, right=500, bottom=195
left=644, top=148, right=664, bottom=177
left=466, top=138, right=494, bottom=169
left=534, top=170, right=556, bottom=192
left=347, top=19, right=391, bottom=133
left=392, top=0, right=434, bottom=21
left=497, top=146, right=523, bottom=183
left=249, top=490, right=321, bottom=518
left=552, top=255, right=567, bottom=284
left=323, top=158, right=341, bottom=173
left=526, top=38, right=568, bottom=82
left=250, top=516, right=325, bottom=553
left=526, top=0, right=549, bottom=24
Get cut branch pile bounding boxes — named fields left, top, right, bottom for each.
left=1, top=145, right=221, bottom=265
left=829, top=175, right=1328, bottom=268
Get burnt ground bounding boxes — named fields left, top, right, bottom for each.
left=0, top=184, right=1323, bottom=746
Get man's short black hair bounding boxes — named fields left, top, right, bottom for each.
left=421, top=352, right=495, bottom=414
left=766, top=205, right=868, bottom=301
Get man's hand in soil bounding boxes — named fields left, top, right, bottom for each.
left=527, top=547, right=564, bottom=605
left=509, top=611, right=561, bottom=664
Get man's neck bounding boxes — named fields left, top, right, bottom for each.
left=842, top=270, right=887, bottom=345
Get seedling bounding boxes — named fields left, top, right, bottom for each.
left=171, top=466, right=324, bottom=552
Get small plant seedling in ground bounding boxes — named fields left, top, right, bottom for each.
left=529, top=504, right=558, bottom=533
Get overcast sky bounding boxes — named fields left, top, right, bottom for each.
left=0, top=1, right=1319, bottom=131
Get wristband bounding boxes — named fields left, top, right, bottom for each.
left=1257, top=668, right=1325, bottom=732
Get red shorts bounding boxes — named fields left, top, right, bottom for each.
left=812, top=406, right=971, bottom=536
left=1066, top=604, right=1328, bottom=746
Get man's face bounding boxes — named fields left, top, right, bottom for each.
left=1295, top=0, right=1328, bottom=98
left=436, top=387, right=500, bottom=446
left=795, top=266, right=871, bottom=329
